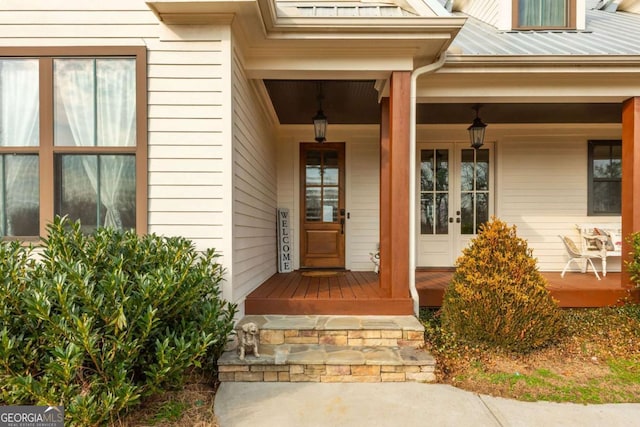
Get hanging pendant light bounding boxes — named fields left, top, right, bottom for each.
left=313, top=82, right=327, bottom=143
left=467, top=105, right=487, bottom=149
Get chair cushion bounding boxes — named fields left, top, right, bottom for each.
left=594, top=228, right=615, bottom=251
left=563, top=236, right=580, bottom=255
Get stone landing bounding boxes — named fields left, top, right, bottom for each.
left=218, top=315, right=435, bottom=383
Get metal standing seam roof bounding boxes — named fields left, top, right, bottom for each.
left=451, top=6, right=640, bottom=56
left=272, top=0, right=640, bottom=56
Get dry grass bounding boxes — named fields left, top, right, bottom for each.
left=111, top=370, right=220, bottom=427
left=422, top=305, right=640, bottom=404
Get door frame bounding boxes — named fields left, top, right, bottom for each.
left=299, top=142, right=346, bottom=268
left=416, top=142, right=494, bottom=267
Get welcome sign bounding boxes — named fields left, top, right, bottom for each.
left=277, top=208, right=292, bottom=273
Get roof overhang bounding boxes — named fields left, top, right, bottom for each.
left=416, top=55, right=640, bottom=103
left=146, top=0, right=467, bottom=78
left=444, top=54, right=640, bottom=68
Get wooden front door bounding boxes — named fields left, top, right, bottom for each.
left=300, top=143, right=345, bottom=268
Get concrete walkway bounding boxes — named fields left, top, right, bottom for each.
left=214, top=382, right=640, bottom=427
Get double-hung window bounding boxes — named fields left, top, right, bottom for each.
left=514, top=0, right=576, bottom=29
left=588, top=140, right=621, bottom=216
left=0, top=47, right=147, bottom=238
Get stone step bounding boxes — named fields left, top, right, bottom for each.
left=218, top=343, right=436, bottom=383
left=236, top=315, right=425, bottom=348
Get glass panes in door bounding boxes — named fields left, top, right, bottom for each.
left=420, top=149, right=449, bottom=235
left=305, top=149, right=339, bottom=223
left=460, top=148, right=489, bottom=235
left=417, top=143, right=493, bottom=268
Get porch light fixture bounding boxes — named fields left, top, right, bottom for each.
left=467, top=105, right=487, bottom=149
left=313, top=82, right=328, bottom=143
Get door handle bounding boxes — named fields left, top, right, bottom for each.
left=340, top=218, right=345, bottom=234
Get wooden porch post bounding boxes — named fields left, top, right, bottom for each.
left=380, top=98, right=391, bottom=295
left=622, top=97, right=640, bottom=290
left=379, top=72, right=411, bottom=298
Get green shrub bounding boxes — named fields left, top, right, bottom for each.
left=0, top=216, right=236, bottom=426
left=441, top=218, right=563, bottom=353
left=628, top=232, right=640, bottom=287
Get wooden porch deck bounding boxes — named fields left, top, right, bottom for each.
left=245, top=270, right=636, bottom=315
left=244, top=270, right=414, bottom=315
left=417, top=270, right=633, bottom=308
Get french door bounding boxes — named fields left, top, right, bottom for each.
left=300, top=143, right=346, bottom=268
left=417, top=143, right=493, bottom=267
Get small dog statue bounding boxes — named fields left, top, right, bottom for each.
left=238, top=322, right=260, bottom=360
left=370, top=250, right=380, bottom=274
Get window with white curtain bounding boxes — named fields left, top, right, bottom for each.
left=514, top=0, right=575, bottom=29
left=0, top=59, right=40, bottom=236
left=0, top=48, right=146, bottom=238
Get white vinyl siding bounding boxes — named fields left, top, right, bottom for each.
left=146, top=36, right=231, bottom=256
left=496, top=137, right=621, bottom=272
left=0, top=2, right=232, bottom=251
left=346, top=133, right=380, bottom=271
left=0, top=1, right=248, bottom=301
left=0, top=1, right=157, bottom=46
left=231, top=46, right=278, bottom=304
left=416, top=124, right=621, bottom=273
left=276, top=134, right=299, bottom=268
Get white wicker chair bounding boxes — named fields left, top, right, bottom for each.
left=559, top=235, right=601, bottom=280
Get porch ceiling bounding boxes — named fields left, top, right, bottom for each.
left=263, top=79, right=623, bottom=125
left=264, top=80, right=381, bottom=125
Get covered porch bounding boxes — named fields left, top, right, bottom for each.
left=245, top=270, right=635, bottom=315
